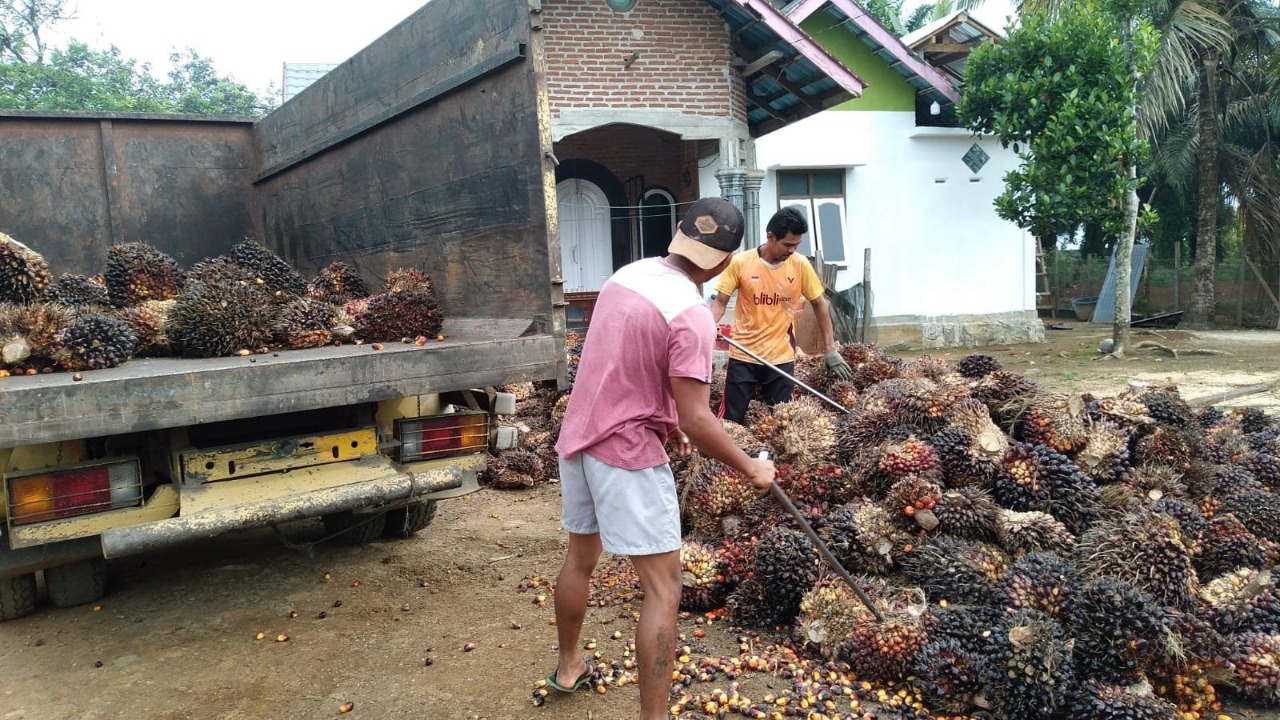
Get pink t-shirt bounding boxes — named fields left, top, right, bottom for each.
left=556, top=257, right=716, bottom=470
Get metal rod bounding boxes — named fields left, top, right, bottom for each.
left=762, top=454, right=883, bottom=622
left=718, top=332, right=850, bottom=414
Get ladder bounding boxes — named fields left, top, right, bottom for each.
left=1035, top=243, right=1054, bottom=318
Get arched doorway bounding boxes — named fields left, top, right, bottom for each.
left=557, top=178, right=613, bottom=292
left=639, top=188, right=677, bottom=259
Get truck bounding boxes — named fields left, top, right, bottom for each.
left=0, top=0, right=565, bottom=620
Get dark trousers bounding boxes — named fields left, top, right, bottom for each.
left=722, top=358, right=795, bottom=424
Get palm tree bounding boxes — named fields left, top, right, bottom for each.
left=1148, top=0, right=1280, bottom=327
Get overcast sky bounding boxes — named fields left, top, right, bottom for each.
left=43, top=0, right=1018, bottom=99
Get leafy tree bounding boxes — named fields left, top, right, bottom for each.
left=0, top=0, right=70, bottom=63
left=961, top=8, right=1158, bottom=351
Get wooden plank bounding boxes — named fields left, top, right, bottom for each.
left=0, top=318, right=559, bottom=448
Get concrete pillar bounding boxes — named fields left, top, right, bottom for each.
left=743, top=169, right=765, bottom=249
left=716, top=167, right=746, bottom=215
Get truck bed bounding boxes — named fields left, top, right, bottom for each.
left=0, top=317, right=559, bottom=448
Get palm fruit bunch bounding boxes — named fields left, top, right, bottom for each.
left=678, top=540, right=724, bottom=611
left=306, top=261, right=369, bottom=305
left=1019, top=391, right=1089, bottom=453
left=912, top=605, right=999, bottom=714
left=104, top=242, right=185, bottom=307
left=275, top=297, right=339, bottom=349
left=1149, top=497, right=1207, bottom=544
left=841, top=343, right=904, bottom=390
left=1133, top=425, right=1197, bottom=472
left=890, top=376, right=968, bottom=435
left=882, top=475, right=942, bottom=532
left=774, top=464, right=845, bottom=513
left=900, top=354, right=954, bottom=382
left=43, top=273, right=109, bottom=308
left=998, top=551, right=1078, bottom=620
left=230, top=238, right=307, bottom=297
left=791, top=353, right=834, bottom=397
left=165, top=278, right=277, bottom=358
left=826, top=380, right=857, bottom=410
left=1074, top=509, right=1198, bottom=611
left=715, top=532, right=758, bottom=586
left=1213, top=463, right=1265, bottom=498
left=998, top=441, right=1099, bottom=534
left=836, top=404, right=904, bottom=456
left=1215, top=487, right=1280, bottom=543
left=1224, top=632, right=1280, bottom=705
left=1231, top=406, right=1277, bottom=434
left=350, top=269, right=443, bottom=343
left=956, top=352, right=1001, bottom=379
left=686, top=461, right=757, bottom=540
left=749, top=397, right=836, bottom=468
left=744, top=526, right=821, bottom=627
left=898, top=536, right=1009, bottom=604
left=113, top=300, right=173, bottom=357
left=1137, top=388, right=1199, bottom=432
left=931, top=486, right=999, bottom=540
left=817, top=499, right=905, bottom=575
left=1124, top=464, right=1189, bottom=506
left=1067, top=681, right=1180, bottom=720
left=0, top=301, right=71, bottom=366
left=186, top=255, right=262, bottom=287
left=482, top=448, right=544, bottom=489
left=0, top=232, right=52, bottom=303
left=841, top=579, right=930, bottom=682
left=876, top=434, right=938, bottom=479
left=1239, top=449, right=1280, bottom=491
left=1069, top=577, right=1168, bottom=684
left=51, top=314, right=138, bottom=371
left=969, top=369, right=1039, bottom=422
left=1196, top=513, right=1269, bottom=580
left=995, top=509, right=1076, bottom=556
left=1075, top=421, right=1133, bottom=484
left=795, top=575, right=864, bottom=661
left=1199, top=568, right=1280, bottom=636
left=1089, top=394, right=1157, bottom=429
left=725, top=577, right=775, bottom=628
left=934, top=397, right=1008, bottom=481
left=977, top=608, right=1078, bottom=718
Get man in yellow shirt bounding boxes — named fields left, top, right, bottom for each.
left=710, top=206, right=851, bottom=423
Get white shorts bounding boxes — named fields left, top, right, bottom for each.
left=559, top=453, right=681, bottom=556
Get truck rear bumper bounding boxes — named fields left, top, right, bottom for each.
left=100, top=465, right=462, bottom=560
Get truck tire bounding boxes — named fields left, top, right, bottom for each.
left=321, top=511, right=388, bottom=545
left=45, top=558, right=108, bottom=609
left=0, top=573, right=38, bottom=621
left=383, top=500, right=438, bottom=538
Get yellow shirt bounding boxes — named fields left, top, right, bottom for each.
left=715, top=249, right=824, bottom=365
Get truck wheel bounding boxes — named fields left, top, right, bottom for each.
left=383, top=500, right=438, bottom=538
left=45, top=558, right=108, bottom=608
left=321, top=511, right=388, bottom=545
left=0, top=573, right=38, bottom=621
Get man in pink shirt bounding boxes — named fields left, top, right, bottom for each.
left=549, top=197, right=776, bottom=718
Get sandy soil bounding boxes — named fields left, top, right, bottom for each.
left=2, top=325, right=1279, bottom=720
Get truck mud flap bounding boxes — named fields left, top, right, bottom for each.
left=100, top=466, right=461, bottom=559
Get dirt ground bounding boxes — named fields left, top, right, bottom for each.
left=2, top=324, right=1280, bottom=720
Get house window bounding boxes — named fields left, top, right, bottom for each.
left=639, top=189, right=676, bottom=259
left=777, top=170, right=848, bottom=264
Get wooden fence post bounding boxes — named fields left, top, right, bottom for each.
left=861, top=248, right=871, bottom=343
left=1237, top=252, right=1246, bottom=327
left=1173, top=242, right=1180, bottom=310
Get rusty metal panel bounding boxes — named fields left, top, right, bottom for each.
left=253, top=0, right=556, bottom=324
left=0, top=114, right=260, bottom=275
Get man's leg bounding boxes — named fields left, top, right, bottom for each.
left=722, top=358, right=758, bottom=424
left=629, top=550, right=682, bottom=720
left=761, top=361, right=797, bottom=405
left=554, top=531, right=602, bottom=687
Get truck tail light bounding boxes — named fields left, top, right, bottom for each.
left=395, top=412, right=488, bottom=462
left=7, top=459, right=143, bottom=526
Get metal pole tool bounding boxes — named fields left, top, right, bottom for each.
left=760, top=452, right=882, bottom=621
left=718, top=332, right=850, bottom=414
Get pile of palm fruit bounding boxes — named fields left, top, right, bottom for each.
left=511, top=339, right=1280, bottom=719
left=0, top=232, right=442, bottom=375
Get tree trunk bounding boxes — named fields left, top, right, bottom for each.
left=1113, top=168, right=1138, bottom=355
left=1185, top=49, right=1221, bottom=329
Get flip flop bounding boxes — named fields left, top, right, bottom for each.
left=545, top=658, right=593, bottom=693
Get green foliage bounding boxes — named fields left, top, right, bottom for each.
left=0, top=41, right=275, bottom=116
left=959, top=9, right=1158, bottom=239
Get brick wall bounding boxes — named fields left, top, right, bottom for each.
left=554, top=124, right=699, bottom=202
left=543, top=0, right=747, bottom=124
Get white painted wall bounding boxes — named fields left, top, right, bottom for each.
left=742, top=111, right=1036, bottom=320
